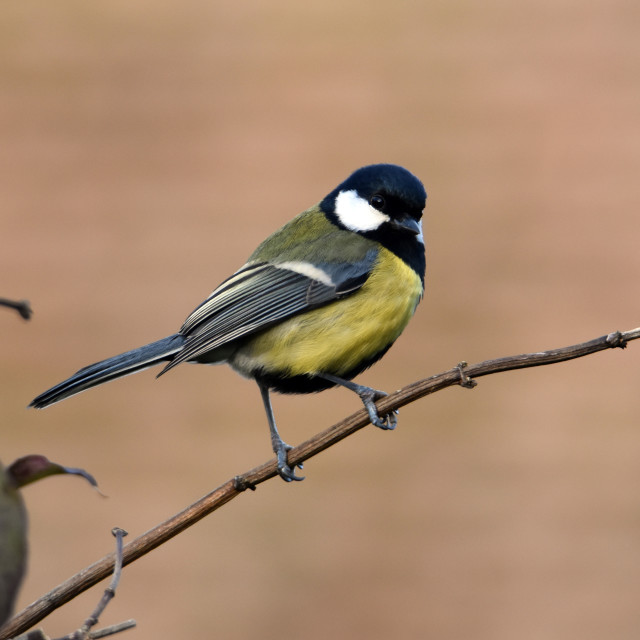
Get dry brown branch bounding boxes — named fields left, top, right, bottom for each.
left=2, top=327, right=638, bottom=639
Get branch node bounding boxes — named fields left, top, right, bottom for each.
left=606, top=331, right=627, bottom=349
left=233, top=475, right=257, bottom=492
left=456, top=361, right=477, bottom=389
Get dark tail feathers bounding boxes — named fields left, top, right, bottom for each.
left=29, top=334, right=185, bottom=409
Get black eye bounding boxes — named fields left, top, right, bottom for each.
left=369, top=194, right=385, bottom=210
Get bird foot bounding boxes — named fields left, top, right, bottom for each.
left=275, top=441, right=305, bottom=482
left=357, top=387, right=398, bottom=431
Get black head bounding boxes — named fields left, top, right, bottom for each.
left=320, top=164, right=427, bottom=278
left=321, top=164, right=426, bottom=234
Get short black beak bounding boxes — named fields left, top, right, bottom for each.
left=389, top=216, right=421, bottom=235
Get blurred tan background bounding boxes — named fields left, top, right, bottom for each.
left=2, top=1, right=640, bottom=638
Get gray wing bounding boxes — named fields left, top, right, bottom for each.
left=161, top=251, right=377, bottom=372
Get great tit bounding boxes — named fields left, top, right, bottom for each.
left=30, top=164, right=427, bottom=481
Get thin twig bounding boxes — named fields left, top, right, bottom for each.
left=0, top=298, right=32, bottom=320
left=1, top=327, right=638, bottom=639
left=49, top=529, right=132, bottom=640
left=86, top=621, right=136, bottom=639
left=76, top=528, right=128, bottom=638
left=11, top=619, right=136, bottom=640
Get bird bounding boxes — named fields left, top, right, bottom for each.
left=30, top=164, right=427, bottom=482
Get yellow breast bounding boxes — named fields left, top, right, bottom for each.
left=232, top=248, right=423, bottom=378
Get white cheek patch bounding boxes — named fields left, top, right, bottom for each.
left=416, top=219, right=424, bottom=244
left=334, top=189, right=390, bottom=232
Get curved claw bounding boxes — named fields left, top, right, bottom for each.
left=314, top=373, right=400, bottom=432
left=278, top=464, right=305, bottom=482
left=276, top=444, right=305, bottom=482
left=361, top=389, right=398, bottom=431
left=373, top=408, right=398, bottom=430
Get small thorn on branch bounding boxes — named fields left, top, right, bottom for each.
left=456, top=361, right=477, bottom=389
left=233, top=475, right=257, bottom=492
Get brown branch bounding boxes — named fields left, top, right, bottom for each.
left=2, top=327, right=638, bottom=639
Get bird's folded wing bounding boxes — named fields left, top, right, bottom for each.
left=163, top=252, right=377, bottom=371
